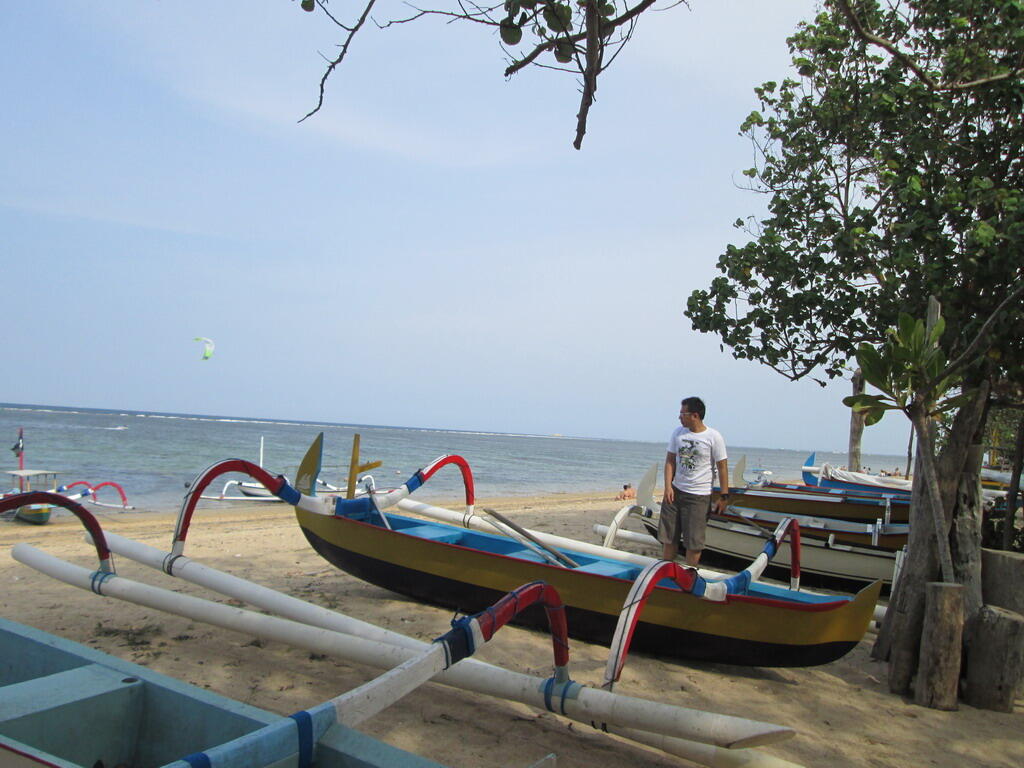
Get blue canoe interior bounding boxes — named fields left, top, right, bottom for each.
left=0, top=617, right=446, bottom=768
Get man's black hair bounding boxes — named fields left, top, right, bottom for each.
left=681, top=396, right=706, bottom=420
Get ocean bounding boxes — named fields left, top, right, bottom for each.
left=2, top=403, right=906, bottom=514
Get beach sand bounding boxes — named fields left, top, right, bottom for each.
left=1, top=492, right=1021, bottom=768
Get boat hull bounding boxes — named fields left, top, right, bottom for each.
left=715, top=509, right=907, bottom=551
left=296, top=508, right=880, bottom=668
left=801, top=471, right=912, bottom=497
left=721, top=486, right=909, bottom=524
left=13, top=505, right=51, bottom=525
left=701, top=519, right=897, bottom=588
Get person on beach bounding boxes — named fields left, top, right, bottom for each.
left=616, top=483, right=636, bottom=501
left=660, top=396, right=729, bottom=567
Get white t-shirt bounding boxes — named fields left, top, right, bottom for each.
left=667, top=426, right=728, bottom=494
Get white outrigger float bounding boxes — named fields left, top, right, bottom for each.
left=0, top=481, right=806, bottom=768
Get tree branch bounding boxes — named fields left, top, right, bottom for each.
left=299, top=0, right=379, bottom=122
left=573, top=0, right=603, bottom=150
left=833, top=0, right=1024, bottom=91
left=504, top=0, right=658, bottom=78
left=938, top=277, right=1024, bottom=383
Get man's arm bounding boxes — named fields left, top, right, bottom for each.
left=713, top=458, right=730, bottom=512
left=663, top=451, right=676, bottom=503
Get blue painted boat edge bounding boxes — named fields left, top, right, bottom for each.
left=379, top=510, right=843, bottom=605
left=0, top=617, right=447, bottom=768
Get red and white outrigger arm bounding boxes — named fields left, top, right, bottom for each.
left=0, top=492, right=115, bottom=578
left=602, top=517, right=802, bottom=690
left=169, top=451, right=475, bottom=560
left=57, top=480, right=135, bottom=510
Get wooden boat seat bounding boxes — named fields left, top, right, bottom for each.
left=400, top=525, right=464, bottom=544
left=573, top=560, right=637, bottom=579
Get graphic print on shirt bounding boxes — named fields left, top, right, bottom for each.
left=678, top=439, right=701, bottom=473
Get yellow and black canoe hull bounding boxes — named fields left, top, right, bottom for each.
left=13, top=503, right=52, bottom=525
left=295, top=508, right=881, bottom=667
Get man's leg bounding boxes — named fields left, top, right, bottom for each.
left=659, top=494, right=680, bottom=561
left=681, top=493, right=709, bottom=567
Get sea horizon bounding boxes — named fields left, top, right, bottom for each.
left=2, top=401, right=907, bottom=515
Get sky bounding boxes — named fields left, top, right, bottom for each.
left=0, top=1, right=910, bottom=454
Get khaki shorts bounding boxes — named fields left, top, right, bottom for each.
left=658, top=490, right=711, bottom=552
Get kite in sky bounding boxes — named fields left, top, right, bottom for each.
left=194, top=337, right=215, bottom=360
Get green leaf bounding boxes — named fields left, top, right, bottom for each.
left=896, top=313, right=917, bottom=346
left=856, top=344, right=887, bottom=389
left=928, top=315, right=945, bottom=347
left=543, top=3, right=573, bottom=32
left=500, top=20, right=523, bottom=46
left=554, top=40, right=574, bottom=63
left=974, top=221, right=997, bottom=246
left=863, top=407, right=886, bottom=427
left=843, top=393, right=893, bottom=411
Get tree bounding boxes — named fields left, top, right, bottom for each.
left=292, top=0, right=679, bottom=149
left=684, top=0, right=1024, bottom=702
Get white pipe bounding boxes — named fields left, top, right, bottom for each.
left=37, top=539, right=790, bottom=751
left=332, top=643, right=449, bottom=727
left=594, top=523, right=659, bottom=548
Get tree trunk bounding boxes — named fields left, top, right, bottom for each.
left=949, top=384, right=989, bottom=638
left=849, top=369, right=865, bottom=472
left=883, top=410, right=957, bottom=694
left=912, top=409, right=956, bottom=582
left=950, top=443, right=984, bottom=627
left=914, top=582, right=964, bottom=710
left=877, top=436, right=935, bottom=687
left=875, top=387, right=989, bottom=689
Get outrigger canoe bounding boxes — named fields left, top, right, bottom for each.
left=0, top=490, right=800, bottom=766
left=174, top=434, right=880, bottom=668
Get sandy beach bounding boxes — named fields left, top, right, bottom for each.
left=1, top=492, right=1021, bottom=768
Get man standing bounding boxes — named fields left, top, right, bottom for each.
left=660, top=397, right=729, bottom=566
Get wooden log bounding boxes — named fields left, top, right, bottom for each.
left=964, top=605, right=1024, bottom=712
left=914, top=582, right=964, bottom=710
